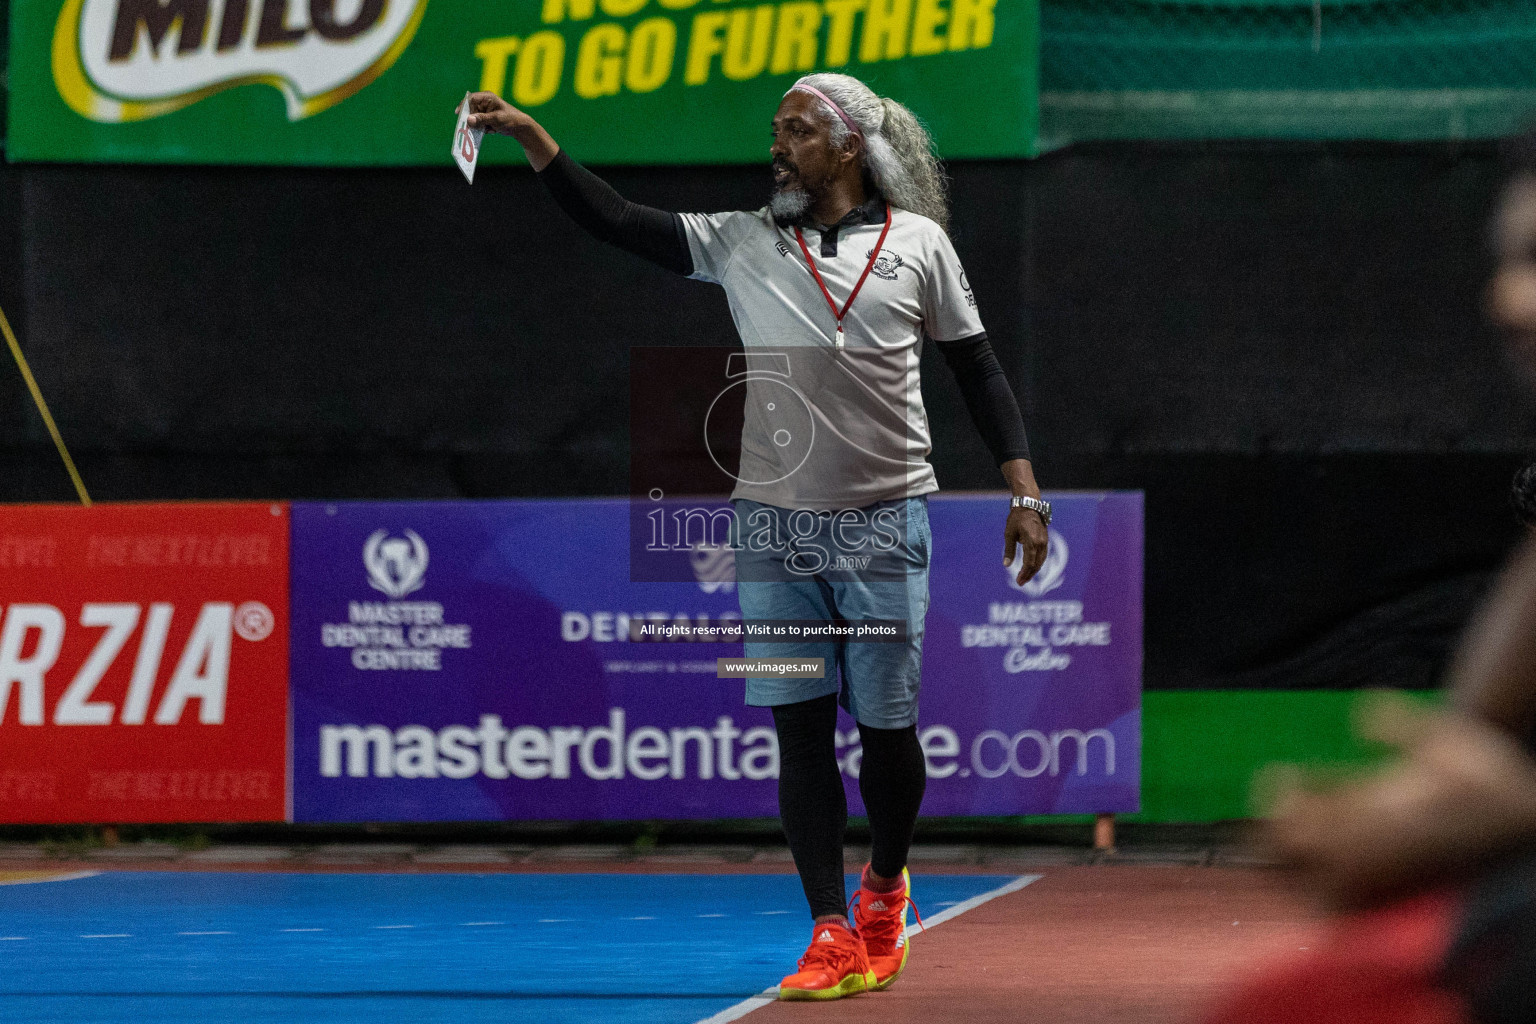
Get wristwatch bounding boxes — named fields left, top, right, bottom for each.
left=1010, top=495, right=1052, bottom=526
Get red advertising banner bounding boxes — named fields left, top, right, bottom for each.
left=0, top=503, right=289, bottom=823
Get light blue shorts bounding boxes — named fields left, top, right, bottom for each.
left=732, top=495, right=930, bottom=729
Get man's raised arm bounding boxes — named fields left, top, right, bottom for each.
left=461, top=92, right=692, bottom=276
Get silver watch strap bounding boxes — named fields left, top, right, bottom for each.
left=1010, top=495, right=1051, bottom=525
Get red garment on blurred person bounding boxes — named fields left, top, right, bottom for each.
left=1200, top=890, right=1471, bottom=1024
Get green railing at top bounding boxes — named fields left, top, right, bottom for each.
left=1, top=0, right=9, bottom=151
left=1095, top=0, right=1441, bottom=7
left=1040, top=0, right=1536, bottom=142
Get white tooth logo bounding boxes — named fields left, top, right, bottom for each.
left=690, top=542, right=736, bottom=594
left=55, top=0, right=429, bottom=123
left=363, top=529, right=429, bottom=599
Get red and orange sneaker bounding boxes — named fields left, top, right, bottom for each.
left=777, top=920, right=877, bottom=1001
left=851, top=866, right=921, bottom=990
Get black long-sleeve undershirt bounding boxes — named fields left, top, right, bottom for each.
left=936, top=333, right=1032, bottom=465
left=537, top=151, right=1032, bottom=469
left=537, top=150, right=693, bottom=275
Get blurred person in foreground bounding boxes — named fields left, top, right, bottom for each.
left=1199, top=143, right=1536, bottom=1024
left=1510, top=458, right=1536, bottom=529
left=460, top=75, right=1048, bottom=1000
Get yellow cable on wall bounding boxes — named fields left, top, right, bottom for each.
left=0, top=302, right=92, bottom=506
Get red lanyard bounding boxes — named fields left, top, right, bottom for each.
left=793, top=202, right=892, bottom=349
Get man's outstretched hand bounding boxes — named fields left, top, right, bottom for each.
left=460, top=92, right=532, bottom=136
left=456, top=93, right=558, bottom=170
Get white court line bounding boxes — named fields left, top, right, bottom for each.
left=281, top=928, right=324, bottom=933
left=0, top=937, right=28, bottom=941
left=177, top=931, right=232, bottom=936
left=0, top=871, right=99, bottom=887
left=917, top=876, right=1040, bottom=931
left=461, top=921, right=505, bottom=927
left=625, top=916, right=656, bottom=921
left=537, top=918, right=574, bottom=923
left=753, top=910, right=790, bottom=916
left=80, top=934, right=131, bottom=939
left=692, top=874, right=1042, bottom=1024
left=697, top=913, right=728, bottom=918
left=375, top=925, right=415, bottom=930
left=698, top=990, right=780, bottom=1021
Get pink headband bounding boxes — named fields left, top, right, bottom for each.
left=787, top=84, right=864, bottom=139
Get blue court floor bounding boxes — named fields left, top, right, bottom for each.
left=0, top=870, right=1022, bottom=1024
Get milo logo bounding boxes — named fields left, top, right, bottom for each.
left=54, top=0, right=429, bottom=122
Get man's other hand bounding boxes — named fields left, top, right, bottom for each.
left=1004, top=507, right=1048, bottom=586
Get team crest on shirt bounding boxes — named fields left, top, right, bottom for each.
left=867, top=249, right=904, bottom=280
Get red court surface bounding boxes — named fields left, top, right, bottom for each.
left=745, top=866, right=1317, bottom=1024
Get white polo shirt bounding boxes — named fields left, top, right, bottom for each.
left=679, top=202, right=984, bottom=511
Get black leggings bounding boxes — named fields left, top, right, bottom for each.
left=772, top=694, right=928, bottom=920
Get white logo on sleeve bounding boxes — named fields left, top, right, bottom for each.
left=364, top=530, right=429, bottom=599
left=1007, top=529, right=1068, bottom=597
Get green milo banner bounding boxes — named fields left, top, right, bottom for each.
left=5, top=0, right=1037, bottom=165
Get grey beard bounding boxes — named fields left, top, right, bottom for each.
left=770, top=188, right=812, bottom=225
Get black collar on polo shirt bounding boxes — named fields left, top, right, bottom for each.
left=814, top=194, right=887, bottom=258
left=776, top=194, right=887, bottom=258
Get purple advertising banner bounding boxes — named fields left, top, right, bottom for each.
left=289, top=494, right=1142, bottom=822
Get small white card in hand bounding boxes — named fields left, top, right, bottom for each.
left=453, top=92, right=485, bottom=184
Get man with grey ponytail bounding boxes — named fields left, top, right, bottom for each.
left=774, top=72, right=952, bottom=233
left=463, top=73, right=1048, bottom=1001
